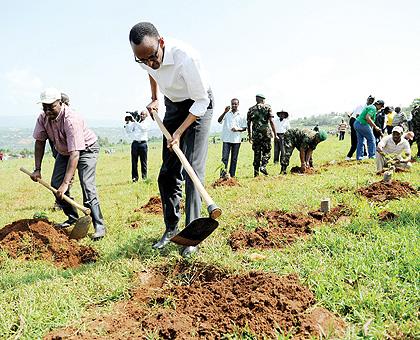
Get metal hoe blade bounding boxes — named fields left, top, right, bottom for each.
left=69, top=216, right=92, bottom=240
left=170, top=218, right=219, bottom=246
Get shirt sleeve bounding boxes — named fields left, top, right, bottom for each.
left=377, top=136, right=388, bottom=149
left=64, top=117, right=86, bottom=152
left=32, top=115, right=48, bottom=141
left=403, top=141, right=411, bottom=155
left=182, top=58, right=210, bottom=117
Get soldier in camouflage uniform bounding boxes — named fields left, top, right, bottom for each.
left=412, top=105, right=420, bottom=158
left=247, top=94, right=278, bottom=177
left=280, top=128, right=328, bottom=174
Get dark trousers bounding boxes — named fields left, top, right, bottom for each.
left=158, top=96, right=212, bottom=231
left=221, top=142, right=241, bottom=177
left=51, top=141, right=105, bottom=229
left=386, top=126, right=393, bottom=135
left=273, top=133, right=285, bottom=163
left=131, top=141, right=148, bottom=180
left=339, top=131, right=345, bottom=140
left=347, top=117, right=366, bottom=157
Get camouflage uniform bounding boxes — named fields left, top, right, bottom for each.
left=247, top=103, right=273, bottom=173
left=412, top=106, right=420, bottom=157
left=281, top=128, right=318, bottom=170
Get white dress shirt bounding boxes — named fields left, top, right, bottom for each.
left=221, top=110, right=247, bottom=144
left=377, top=135, right=411, bottom=159
left=350, top=104, right=365, bottom=119
left=140, top=38, right=210, bottom=117
left=124, top=118, right=150, bottom=142
left=274, top=117, right=291, bottom=134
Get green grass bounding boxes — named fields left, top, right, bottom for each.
left=0, top=135, right=418, bottom=339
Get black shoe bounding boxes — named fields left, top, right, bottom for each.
left=153, top=229, right=178, bottom=249
left=91, top=226, right=106, bottom=241
left=254, top=170, right=259, bottom=177
left=280, top=165, right=287, bottom=175
left=220, top=169, right=227, bottom=179
left=132, top=178, right=138, bottom=183
left=55, top=218, right=78, bottom=229
left=259, top=166, right=268, bottom=176
left=181, top=245, right=199, bottom=257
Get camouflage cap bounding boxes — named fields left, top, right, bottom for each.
left=256, top=94, right=266, bottom=99
left=317, top=130, right=328, bottom=141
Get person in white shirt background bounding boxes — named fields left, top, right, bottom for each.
left=129, top=22, right=213, bottom=257
left=273, top=111, right=291, bottom=164
left=376, top=126, right=412, bottom=173
left=124, top=110, right=150, bottom=182
left=217, top=98, right=247, bottom=178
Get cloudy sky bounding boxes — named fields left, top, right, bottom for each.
left=1, top=0, right=419, bottom=126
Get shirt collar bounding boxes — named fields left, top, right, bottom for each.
left=162, top=39, right=174, bottom=66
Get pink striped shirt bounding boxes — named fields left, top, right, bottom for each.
left=33, top=106, right=97, bottom=156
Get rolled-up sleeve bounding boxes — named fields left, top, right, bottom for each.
left=33, top=115, right=48, bottom=141
left=182, top=58, right=210, bottom=117
left=64, top=117, right=86, bottom=152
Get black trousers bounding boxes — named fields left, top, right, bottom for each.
left=339, top=131, right=345, bottom=140
left=221, top=142, right=241, bottom=177
left=273, top=133, right=285, bottom=163
left=131, top=141, right=148, bottom=180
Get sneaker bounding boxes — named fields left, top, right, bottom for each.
left=345, top=157, right=352, bottom=161
left=132, top=178, right=139, bottom=183
left=152, top=229, right=178, bottom=249
left=259, top=166, right=268, bottom=176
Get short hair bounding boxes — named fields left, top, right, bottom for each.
left=129, top=22, right=160, bottom=45
left=231, top=98, right=239, bottom=103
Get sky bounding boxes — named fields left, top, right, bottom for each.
left=1, top=0, right=420, bottom=127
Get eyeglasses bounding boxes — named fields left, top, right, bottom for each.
left=134, top=39, right=160, bottom=64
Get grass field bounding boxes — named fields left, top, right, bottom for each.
left=0, top=135, right=419, bottom=339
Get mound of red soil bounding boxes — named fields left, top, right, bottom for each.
left=0, top=219, right=98, bottom=268
left=378, top=210, right=398, bottom=222
left=46, top=262, right=345, bottom=339
left=134, top=196, right=162, bottom=214
left=308, top=204, right=353, bottom=223
left=290, top=166, right=318, bottom=174
left=230, top=211, right=315, bottom=250
left=357, top=180, right=417, bottom=202
left=211, top=177, right=240, bottom=188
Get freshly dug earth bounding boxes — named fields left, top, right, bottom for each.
left=134, top=196, right=162, bottom=214
left=357, top=180, right=417, bottom=202
left=211, top=177, right=240, bottom=188
left=290, top=166, right=318, bottom=174
left=230, top=211, right=315, bottom=250
left=0, top=219, right=98, bottom=268
left=46, top=262, right=345, bottom=339
left=230, top=206, right=353, bottom=251
left=378, top=210, right=399, bottom=222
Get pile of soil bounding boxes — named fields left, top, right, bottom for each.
left=211, top=177, right=240, bottom=188
left=290, top=166, right=318, bottom=174
left=230, top=205, right=353, bottom=251
left=0, top=219, right=98, bottom=268
left=229, top=211, right=315, bottom=250
left=357, top=180, right=417, bottom=202
left=134, top=196, right=162, bottom=214
left=46, top=262, right=345, bottom=339
left=378, top=210, right=398, bottom=222
left=308, top=204, right=353, bottom=224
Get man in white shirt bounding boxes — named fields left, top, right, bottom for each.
left=217, top=98, right=247, bottom=178
left=273, top=111, right=291, bottom=164
left=129, top=22, right=213, bottom=257
left=376, top=126, right=412, bottom=172
left=124, top=110, right=150, bottom=182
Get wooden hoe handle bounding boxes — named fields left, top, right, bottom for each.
left=20, top=167, right=91, bottom=215
left=150, top=110, right=222, bottom=219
